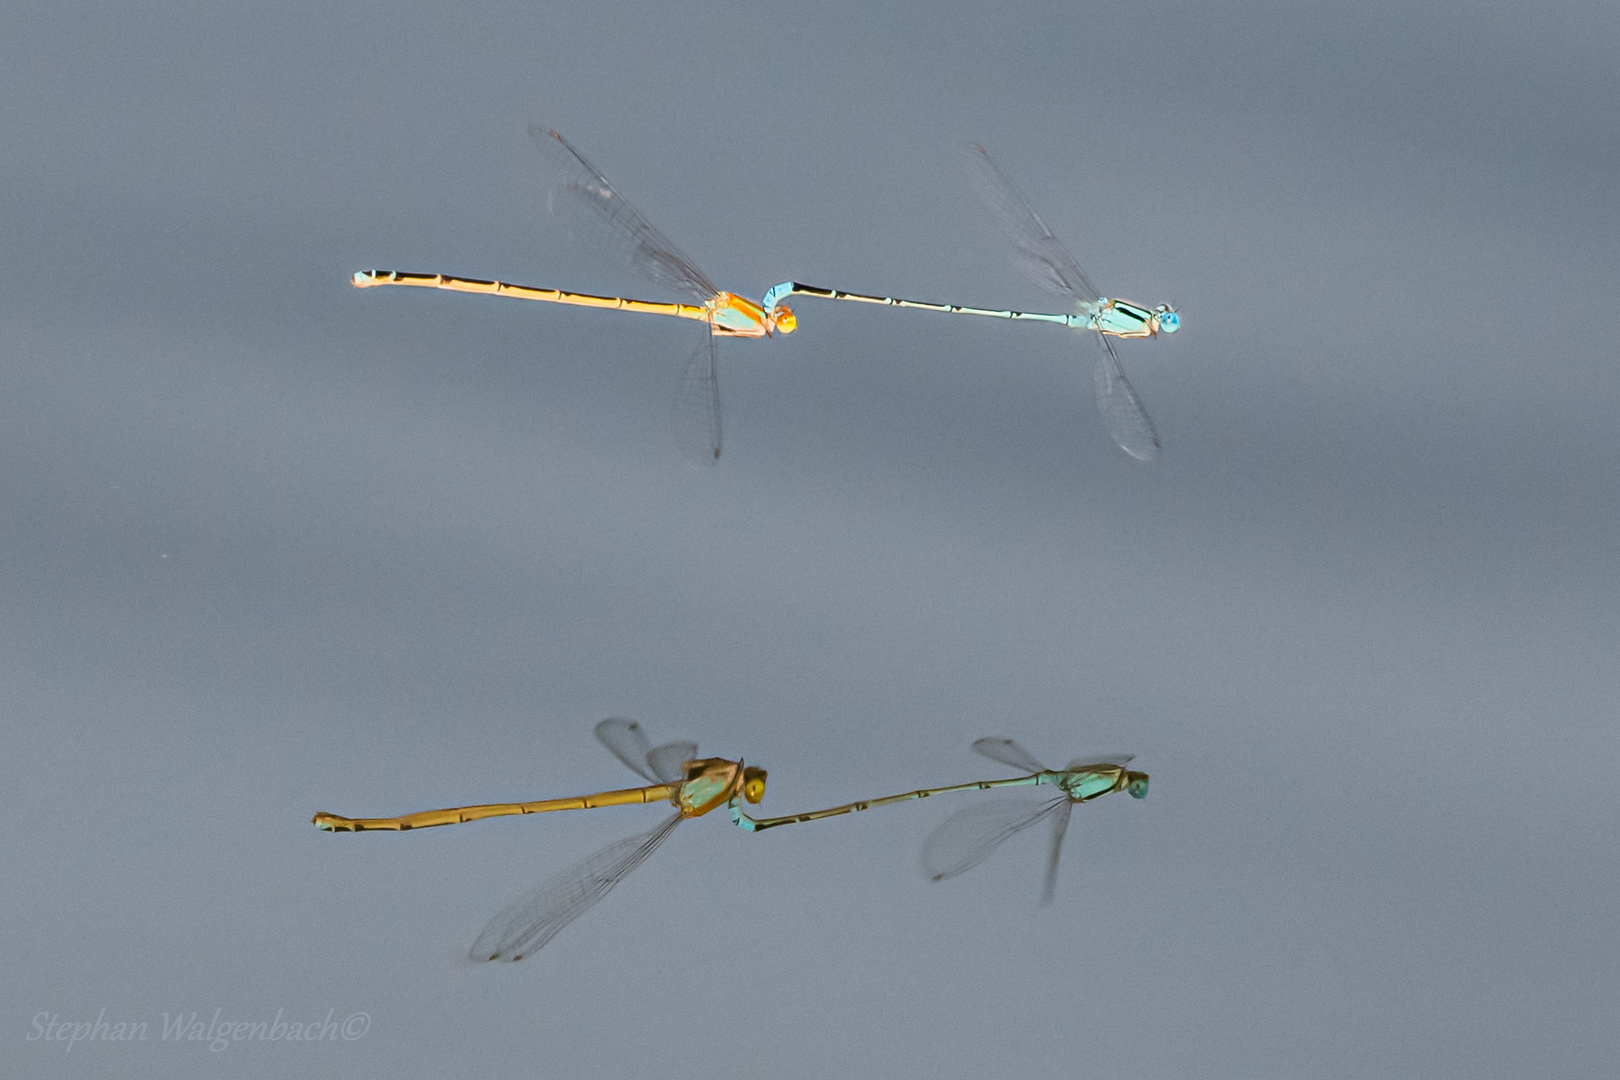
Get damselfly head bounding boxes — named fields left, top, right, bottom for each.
left=1125, top=771, right=1150, bottom=799
left=770, top=303, right=796, bottom=336
left=742, top=766, right=768, bottom=804
left=1152, top=305, right=1180, bottom=335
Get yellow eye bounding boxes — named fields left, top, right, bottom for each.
left=742, top=767, right=768, bottom=804
left=773, top=305, right=796, bottom=335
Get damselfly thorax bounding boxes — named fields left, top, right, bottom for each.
left=1084, top=298, right=1178, bottom=339
left=704, top=292, right=791, bottom=337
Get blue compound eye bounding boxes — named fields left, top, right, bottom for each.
left=1157, top=311, right=1180, bottom=334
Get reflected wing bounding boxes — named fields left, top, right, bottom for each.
left=673, top=333, right=722, bottom=465
left=594, top=718, right=659, bottom=783
left=970, top=737, right=1048, bottom=774
left=470, top=812, right=682, bottom=961
left=1093, top=333, right=1161, bottom=462
left=922, top=797, right=1065, bottom=882
left=965, top=145, right=1101, bottom=304
left=530, top=125, right=719, bottom=303
left=646, top=742, right=699, bottom=786
left=1040, top=799, right=1073, bottom=906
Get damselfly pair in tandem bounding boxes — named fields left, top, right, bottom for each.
left=313, top=719, right=1147, bottom=961
left=354, top=127, right=1181, bottom=464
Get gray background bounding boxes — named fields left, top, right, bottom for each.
left=5, top=2, right=1617, bottom=1077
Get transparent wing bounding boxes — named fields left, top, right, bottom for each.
left=922, top=797, right=1066, bottom=882
left=594, top=717, right=659, bottom=784
left=965, top=145, right=1101, bottom=304
left=1040, top=798, right=1073, bottom=906
left=470, top=812, right=682, bottom=961
left=970, top=737, right=1048, bottom=774
left=530, top=125, right=719, bottom=303
left=673, top=333, right=722, bottom=466
left=1066, top=754, right=1134, bottom=769
left=646, top=742, right=698, bottom=786
left=1093, top=333, right=1161, bottom=462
